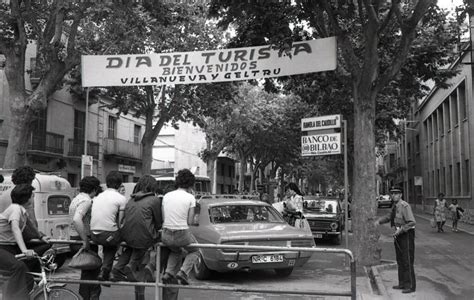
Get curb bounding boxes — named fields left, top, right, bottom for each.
left=367, top=260, right=397, bottom=299
left=414, top=213, right=474, bottom=236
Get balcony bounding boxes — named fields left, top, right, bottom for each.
left=103, top=138, right=142, bottom=161
left=28, top=132, right=64, bottom=156
left=68, top=139, right=99, bottom=159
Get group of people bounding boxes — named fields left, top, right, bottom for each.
left=70, top=168, right=199, bottom=300
left=433, top=193, right=465, bottom=233
left=0, top=166, right=52, bottom=300
left=0, top=166, right=200, bottom=300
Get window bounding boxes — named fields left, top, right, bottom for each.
left=464, top=160, right=470, bottom=195
left=389, top=154, right=395, bottom=169
left=415, top=135, right=420, bottom=154
left=442, top=167, right=446, bottom=195
left=108, top=116, right=116, bottom=139
left=134, top=125, right=141, bottom=144
left=456, top=162, right=461, bottom=196
left=439, top=106, right=444, bottom=134
left=448, top=165, right=453, bottom=195
left=458, top=81, right=467, bottom=120
left=74, top=110, right=85, bottom=141
left=451, top=91, right=459, bottom=125
left=445, top=101, right=451, bottom=130
left=423, top=121, right=428, bottom=147
left=48, top=196, right=71, bottom=215
left=436, top=169, right=440, bottom=196
left=433, top=111, right=438, bottom=140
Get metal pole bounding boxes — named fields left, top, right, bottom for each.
left=404, top=121, right=409, bottom=204
left=343, top=120, right=349, bottom=249
left=81, top=87, right=89, bottom=179
left=155, top=245, right=161, bottom=300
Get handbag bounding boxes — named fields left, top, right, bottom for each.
left=68, top=247, right=102, bottom=270
left=430, top=218, right=437, bottom=228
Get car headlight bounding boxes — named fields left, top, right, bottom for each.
left=330, top=222, right=338, bottom=230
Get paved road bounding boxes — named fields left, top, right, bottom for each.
left=376, top=208, right=474, bottom=299
left=55, top=238, right=353, bottom=300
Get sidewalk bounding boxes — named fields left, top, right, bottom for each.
left=413, top=209, right=474, bottom=235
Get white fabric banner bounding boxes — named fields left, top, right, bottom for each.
left=81, top=37, right=337, bottom=87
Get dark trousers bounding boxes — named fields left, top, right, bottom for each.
left=394, top=229, right=416, bottom=290
left=70, top=236, right=101, bottom=300
left=91, top=230, right=121, bottom=272
left=0, top=247, right=31, bottom=300
left=115, top=247, right=147, bottom=272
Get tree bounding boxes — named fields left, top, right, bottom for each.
left=92, top=2, right=224, bottom=174
left=0, top=0, right=118, bottom=168
left=199, top=82, right=307, bottom=193
left=209, top=0, right=460, bottom=265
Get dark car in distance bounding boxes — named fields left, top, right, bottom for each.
left=303, top=197, right=345, bottom=245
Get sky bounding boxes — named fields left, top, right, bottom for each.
left=438, top=0, right=463, bottom=9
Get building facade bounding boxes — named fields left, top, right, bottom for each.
left=398, top=46, right=474, bottom=224
left=0, top=44, right=145, bottom=186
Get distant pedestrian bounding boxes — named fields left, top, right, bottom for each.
left=375, top=187, right=416, bottom=294
left=90, top=171, right=127, bottom=282
left=161, top=169, right=199, bottom=285
left=448, top=199, right=464, bottom=232
left=283, top=183, right=304, bottom=226
left=433, top=193, right=448, bottom=233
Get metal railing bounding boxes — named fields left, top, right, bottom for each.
left=103, top=138, right=142, bottom=160
left=67, top=139, right=99, bottom=159
left=44, top=240, right=357, bottom=300
left=29, top=132, right=64, bottom=154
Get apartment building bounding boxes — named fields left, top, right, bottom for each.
left=395, top=44, right=474, bottom=224
left=0, top=44, right=145, bottom=186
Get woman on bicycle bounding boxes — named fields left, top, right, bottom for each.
left=0, top=184, right=49, bottom=300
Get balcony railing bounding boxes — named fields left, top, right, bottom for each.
left=103, top=138, right=142, bottom=160
left=29, top=132, right=64, bottom=154
left=68, top=139, right=99, bottom=159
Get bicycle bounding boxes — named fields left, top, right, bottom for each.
left=15, top=249, right=80, bottom=300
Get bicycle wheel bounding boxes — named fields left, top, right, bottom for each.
left=32, top=286, right=80, bottom=300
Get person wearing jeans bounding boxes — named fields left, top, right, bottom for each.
left=90, top=171, right=127, bottom=282
left=69, top=176, right=102, bottom=299
left=161, top=169, right=198, bottom=285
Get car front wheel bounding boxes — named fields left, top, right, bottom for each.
left=274, top=267, right=293, bottom=277
left=193, top=252, right=213, bottom=280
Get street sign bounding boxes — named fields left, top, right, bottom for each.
left=301, top=114, right=341, bottom=131
left=301, top=133, right=341, bottom=156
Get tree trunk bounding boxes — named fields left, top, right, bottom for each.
left=141, top=138, right=153, bottom=175
left=238, top=157, right=245, bottom=193
left=352, top=89, right=381, bottom=266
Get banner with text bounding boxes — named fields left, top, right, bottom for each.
left=301, top=133, right=341, bottom=156
left=81, top=37, right=336, bottom=87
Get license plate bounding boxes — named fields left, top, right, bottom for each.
left=314, top=234, right=323, bottom=238
left=252, top=254, right=284, bottom=264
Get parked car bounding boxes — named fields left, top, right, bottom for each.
left=303, top=197, right=345, bottom=245
left=377, top=194, right=392, bottom=208
left=189, top=197, right=315, bottom=279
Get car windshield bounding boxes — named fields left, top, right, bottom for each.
left=303, top=200, right=338, bottom=213
left=209, top=205, right=284, bottom=223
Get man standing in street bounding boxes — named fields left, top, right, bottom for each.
left=91, top=171, right=127, bottom=282
left=375, top=187, right=416, bottom=294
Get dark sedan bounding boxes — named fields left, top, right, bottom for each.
left=303, top=198, right=345, bottom=244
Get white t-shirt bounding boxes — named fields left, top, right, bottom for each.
left=90, top=188, right=126, bottom=232
left=69, top=193, right=92, bottom=237
left=162, top=189, right=196, bottom=230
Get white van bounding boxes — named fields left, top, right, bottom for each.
left=0, top=170, right=75, bottom=267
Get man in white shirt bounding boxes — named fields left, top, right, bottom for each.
left=90, top=171, right=127, bottom=282
left=161, top=169, right=198, bottom=285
